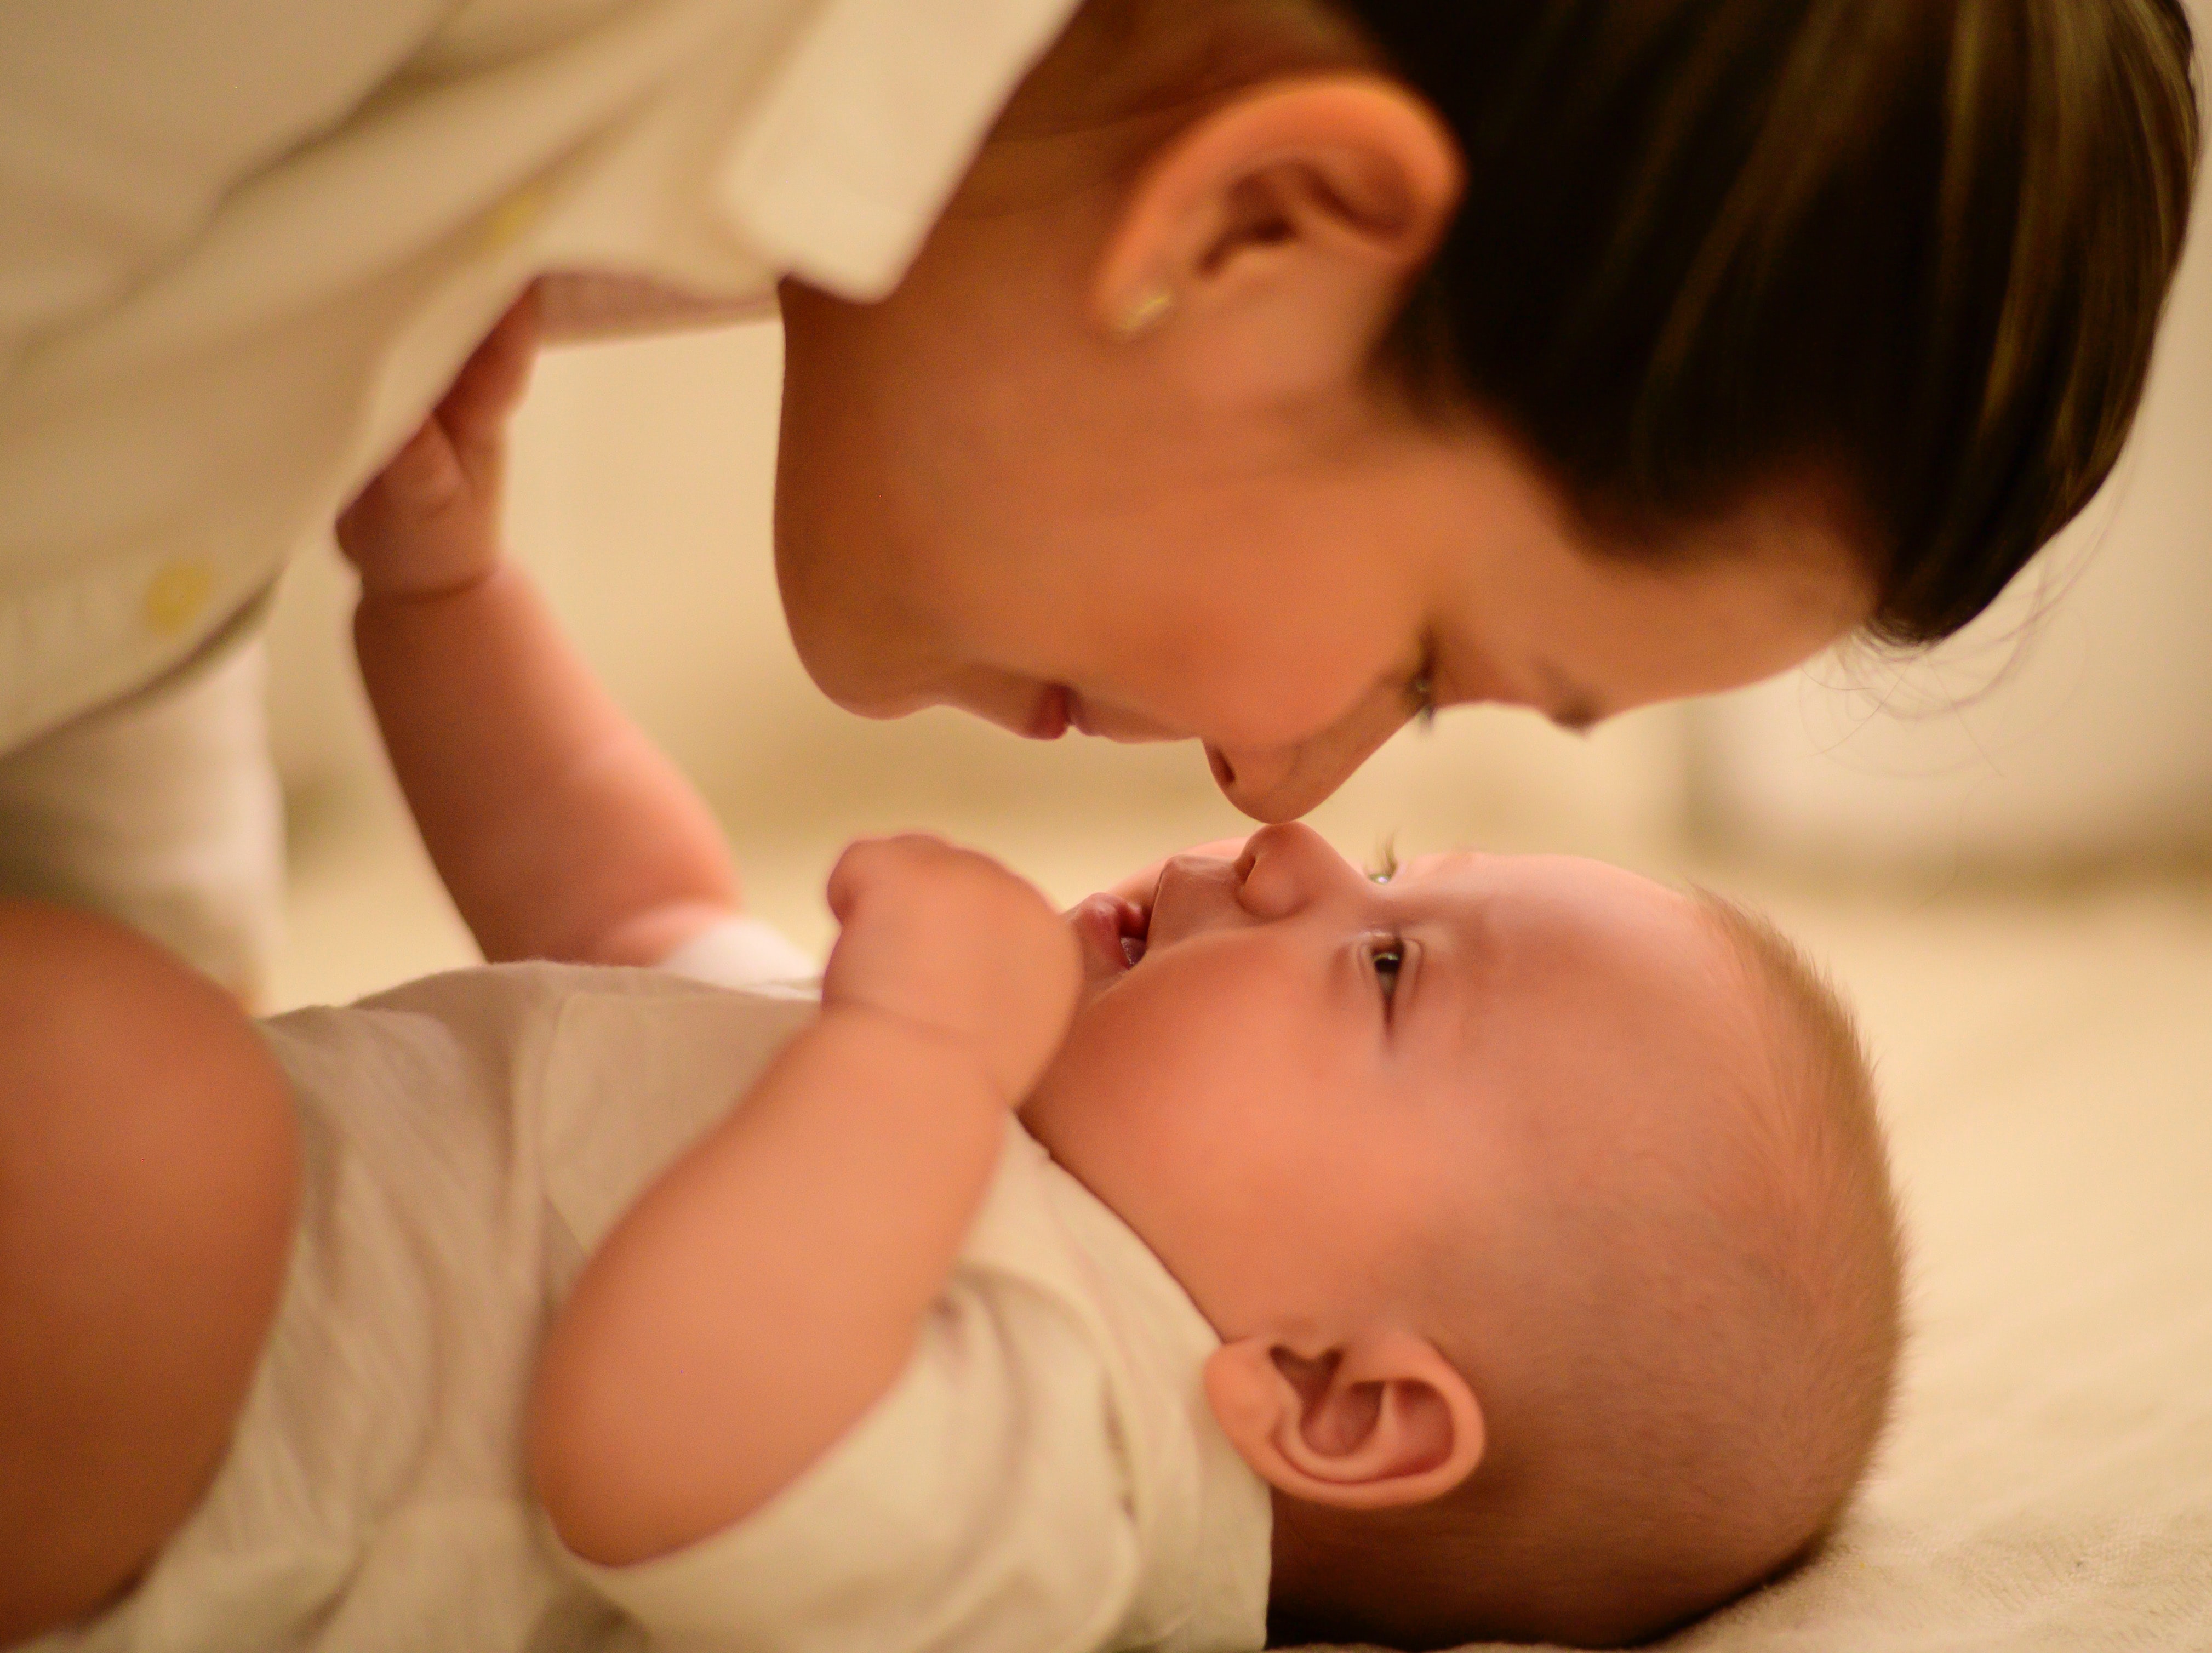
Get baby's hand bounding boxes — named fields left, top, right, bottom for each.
left=822, top=835, right=1081, bottom=1107
left=336, top=287, right=540, bottom=600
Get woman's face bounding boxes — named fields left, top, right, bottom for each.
left=772, top=113, right=1872, bottom=822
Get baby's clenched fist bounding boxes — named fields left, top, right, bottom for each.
left=821, top=836, right=1081, bottom=1107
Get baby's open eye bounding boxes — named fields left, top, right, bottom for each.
left=1368, top=941, right=1405, bottom=999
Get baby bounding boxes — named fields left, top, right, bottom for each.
left=0, top=320, right=1903, bottom=1653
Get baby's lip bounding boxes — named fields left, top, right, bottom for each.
left=1068, top=892, right=1148, bottom=983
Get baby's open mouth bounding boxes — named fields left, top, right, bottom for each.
left=1121, top=920, right=1147, bottom=968
left=1070, top=892, right=1149, bottom=983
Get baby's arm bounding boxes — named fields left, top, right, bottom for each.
left=335, top=291, right=738, bottom=967
left=529, top=835, right=1081, bottom=1565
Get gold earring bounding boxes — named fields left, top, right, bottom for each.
left=1113, top=286, right=1175, bottom=339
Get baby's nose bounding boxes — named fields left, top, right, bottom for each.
left=1141, top=850, right=1255, bottom=949
left=1234, top=822, right=1348, bottom=919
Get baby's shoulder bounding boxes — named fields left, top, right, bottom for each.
left=262, top=964, right=815, bottom=1161
left=269, top=959, right=810, bottom=1053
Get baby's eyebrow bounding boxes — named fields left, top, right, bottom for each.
left=1365, top=836, right=1401, bottom=884
left=1397, top=848, right=1478, bottom=882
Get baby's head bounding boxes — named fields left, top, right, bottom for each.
left=1024, top=824, right=1901, bottom=1646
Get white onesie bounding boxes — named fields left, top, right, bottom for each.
left=20, top=949, right=1271, bottom=1653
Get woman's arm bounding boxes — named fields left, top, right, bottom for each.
left=336, top=290, right=739, bottom=966
left=529, top=835, right=1082, bottom=1565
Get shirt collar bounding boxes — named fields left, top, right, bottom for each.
left=715, top=0, right=1085, bottom=300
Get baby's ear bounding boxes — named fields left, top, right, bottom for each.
left=1204, top=1330, right=1483, bottom=1510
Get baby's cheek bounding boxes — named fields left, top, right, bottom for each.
left=1020, top=1015, right=1134, bottom=1159
left=1027, top=1010, right=1188, bottom=1155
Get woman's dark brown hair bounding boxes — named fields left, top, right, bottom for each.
left=1342, top=0, right=2200, bottom=643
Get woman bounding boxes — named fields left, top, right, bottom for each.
left=0, top=0, right=2197, bottom=994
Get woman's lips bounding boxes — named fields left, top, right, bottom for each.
left=1026, top=687, right=1181, bottom=744
left=1025, top=684, right=1071, bottom=741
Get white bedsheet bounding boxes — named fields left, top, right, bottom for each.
left=1321, top=892, right=2212, bottom=1653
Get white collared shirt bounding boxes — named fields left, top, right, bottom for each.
left=0, top=0, right=1082, bottom=751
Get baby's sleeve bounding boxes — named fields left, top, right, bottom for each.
left=551, top=1268, right=1144, bottom=1653
left=651, top=915, right=819, bottom=993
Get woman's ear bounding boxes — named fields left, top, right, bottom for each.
left=1091, top=75, right=1461, bottom=407
left=1204, top=1329, right=1484, bottom=1511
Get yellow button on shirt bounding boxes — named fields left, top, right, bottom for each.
left=0, top=0, right=1083, bottom=754
left=142, top=561, right=216, bottom=640
left=479, top=185, right=551, bottom=256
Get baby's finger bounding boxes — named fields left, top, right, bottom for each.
left=375, top=419, right=467, bottom=514
left=436, top=287, right=542, bottom=450
left=822, top=835, right=916, bottom=924
left=335, top=419, right=466, bottom=558
left=822, top=843, right=871, bottom=926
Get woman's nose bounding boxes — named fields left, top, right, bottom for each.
left=1234, top=822, right=1353, bottom=920
left=1206, top=690, right=1413, bottom=823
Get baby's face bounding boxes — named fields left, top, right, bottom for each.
left=1021, top=824, right=1760, bottom=1340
